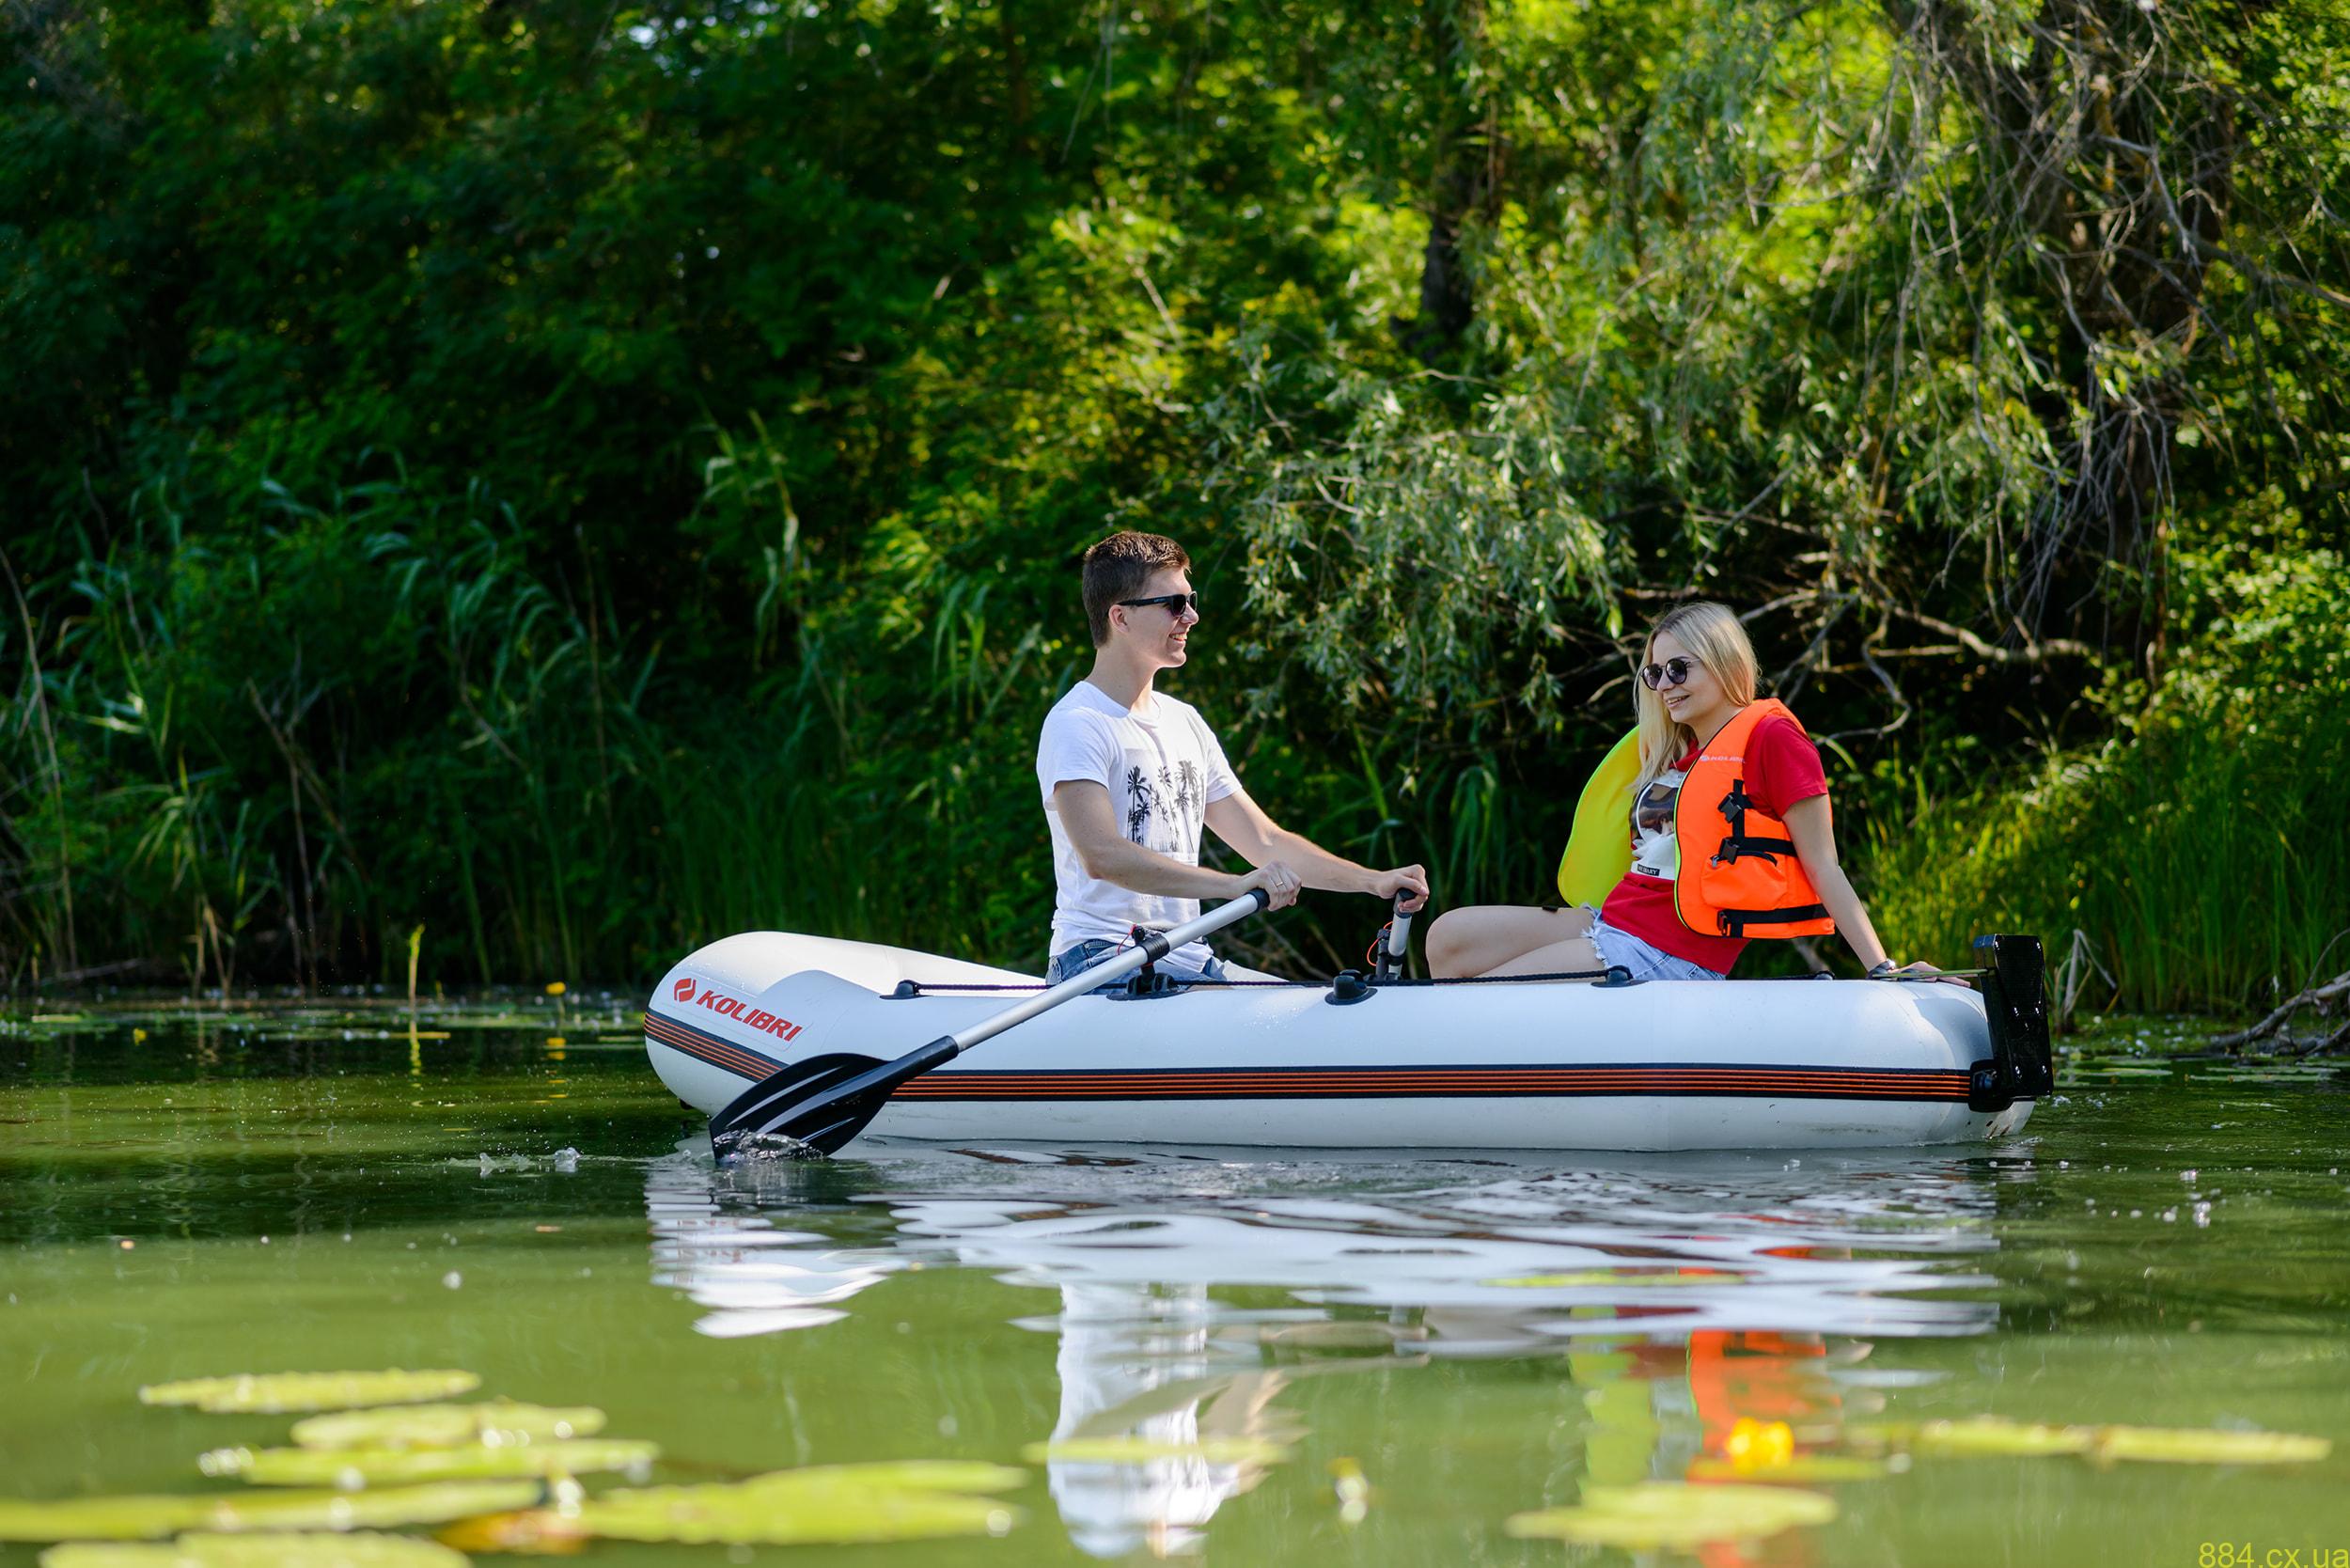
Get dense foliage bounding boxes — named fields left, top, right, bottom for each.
left=5, top=0, right=2346, bottom=1006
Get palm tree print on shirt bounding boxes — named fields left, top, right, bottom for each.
left=1123, top=760, right=1206, bottom=856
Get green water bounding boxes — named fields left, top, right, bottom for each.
left=4, top=1000, right=2347, bottom=1566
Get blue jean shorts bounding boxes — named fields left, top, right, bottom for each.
left=1045, top=937, right=1230, bottom=996
left=1588, top=914, right=1728, bottom=982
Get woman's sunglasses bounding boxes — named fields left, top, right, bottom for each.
left=1118, top=591, right=1201, bottom=616
left=1639, top=656, right=1699, bottom=691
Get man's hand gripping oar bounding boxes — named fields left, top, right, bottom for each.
left=706, top=889, right=1275, bottom=1162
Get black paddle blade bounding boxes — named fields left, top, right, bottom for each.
left=706, top=1051, right=880, bottom=1162
left=707, top=1037, right=958, bottom=1162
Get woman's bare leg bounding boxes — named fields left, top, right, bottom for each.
left=1426, top=905, right=1599, bottom=978
left=1483, top=933, right=1606, bottom=978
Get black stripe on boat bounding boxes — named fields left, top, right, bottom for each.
left=646, top=1010, right=1971, bottom=1104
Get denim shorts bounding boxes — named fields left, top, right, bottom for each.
left=1588, top=914, right=1728, bottom=982
left=1045, top=936, right=1230, bottom=995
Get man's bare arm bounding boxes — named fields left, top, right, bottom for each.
left=1204, top=791, right=1428, bottom=911
left=1054, top=781, right=1301, bottom=908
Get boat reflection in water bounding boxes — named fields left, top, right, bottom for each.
left=643, top=1144, right=2013, bottom=1557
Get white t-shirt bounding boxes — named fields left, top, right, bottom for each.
left=1036, top=681, right=1240, bottom=965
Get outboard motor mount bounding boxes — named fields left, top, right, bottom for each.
left=1968, top=932, right=2056, bottom=1112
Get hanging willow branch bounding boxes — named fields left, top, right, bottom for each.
left=1216, top=0, right=2348, bottom=745
left=1863, top=0, right=2349, bottom=661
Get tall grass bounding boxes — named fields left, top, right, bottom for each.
left=0, top=463, right=1587, bottom=991
left=1865, top=554, right=2350, bottom=1014
left=1866, top=725, right=2350, bottom=1011
left=0, top=544, right=83, bottom=981
left=9, top=458, right=2338, bottom=1010
left=0, top=465, right=1091, bottom=990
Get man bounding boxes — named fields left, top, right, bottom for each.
left=1037, top=529, right=1429, bottom=988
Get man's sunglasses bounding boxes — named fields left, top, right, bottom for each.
left=1118, top=591, right=1201, bottom=616
left=1639, top=656, right=1700, bottom=691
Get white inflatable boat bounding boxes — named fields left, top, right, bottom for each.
left=642, top=928, right=2054, bottom=1153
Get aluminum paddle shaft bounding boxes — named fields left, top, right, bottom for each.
left=707, top=888, right=1272, bottom=1160
left=1371, top=892, right=1416, bottom=980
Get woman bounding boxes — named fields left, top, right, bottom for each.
left=1426, top=602, right=1943, bottom=982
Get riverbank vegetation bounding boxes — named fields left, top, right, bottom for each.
left=5, top=0, right=2346, bottom=1010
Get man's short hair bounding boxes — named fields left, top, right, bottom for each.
left=1081, top=531, right=1190, bottom=644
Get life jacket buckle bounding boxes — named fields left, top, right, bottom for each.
left=1714, top=837, right=1782, bottom=869
left=1712, top=780, right=1755, bottom=870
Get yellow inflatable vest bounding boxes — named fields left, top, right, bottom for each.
left=1555, top=729, right=1640, bottom=907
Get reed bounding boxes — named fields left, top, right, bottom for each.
left=8, top=445, right=2337, bottom=1008
left=1863, top=557, right=2350, bottom=1013
left=1865, top=728, right=2350, bottom=1013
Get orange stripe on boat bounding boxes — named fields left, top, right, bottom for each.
left=885, top=1070, right=1970, bottom=1103
left=642, top=1010, right=787, bottom=1080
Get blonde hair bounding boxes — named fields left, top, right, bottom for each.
left=1629, top=602, right=1761, bottom=802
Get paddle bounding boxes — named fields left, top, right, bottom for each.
left=707, top=888, right=1274, bottom=1162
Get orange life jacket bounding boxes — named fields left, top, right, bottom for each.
left=1673, top=699, right=1837, bottom=939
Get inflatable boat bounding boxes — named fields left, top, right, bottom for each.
left=642, top=927, right=2053, bottom=1154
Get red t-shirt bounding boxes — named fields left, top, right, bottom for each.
left=1597, top=714, right=1829, bottom=974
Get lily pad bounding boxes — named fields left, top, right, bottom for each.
left=0, top=1482, right=540, bottom=1542
left=1506, top=1483, right=1838, bottom=1549
left=1021, top=1437, right=1292, bottom=1466
left=734, top=1463, right=1026, bottom=1497
left=41, top=1532, right=467, bottom=1568
left=1852, top=1416, right=2329, bottom=1466
left=290, top=1405, right=605, bottom=1452
left=1856, top=1417, right=2333, bottom=1466
left=1257, top=1321, right=1412, bottom=1351
left=570, top=1492, right=1015, bottom=1546
left=2089, top=1426, right=2330, bottom=1466
left=1685, top=1456, right=1892, bottom=1482
left=558, top=1466, right=1026, bottom=1546
left=201, top=1441, right=658, bottom=1486
left=1855, top=1418, right=2095, bottom=1457
left=139, top=1373, right=483, bottom=1415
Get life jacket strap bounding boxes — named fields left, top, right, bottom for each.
left=1713, top=835, right=1797, bottom=866
left=1716, top=903, right=1831, bottom=937
left=1717, top=780, right=1753, bottom=832
left=1712, top=778, right=1797, bottom=865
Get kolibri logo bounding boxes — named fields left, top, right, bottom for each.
left=672, top=977, right=697, bottom=1003
left=694, top=985, right=802, bottom=1042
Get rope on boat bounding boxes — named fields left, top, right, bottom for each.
left=886, top=968, right=1616, bottom=996
left=882, top=967, right=1881, bottom=996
